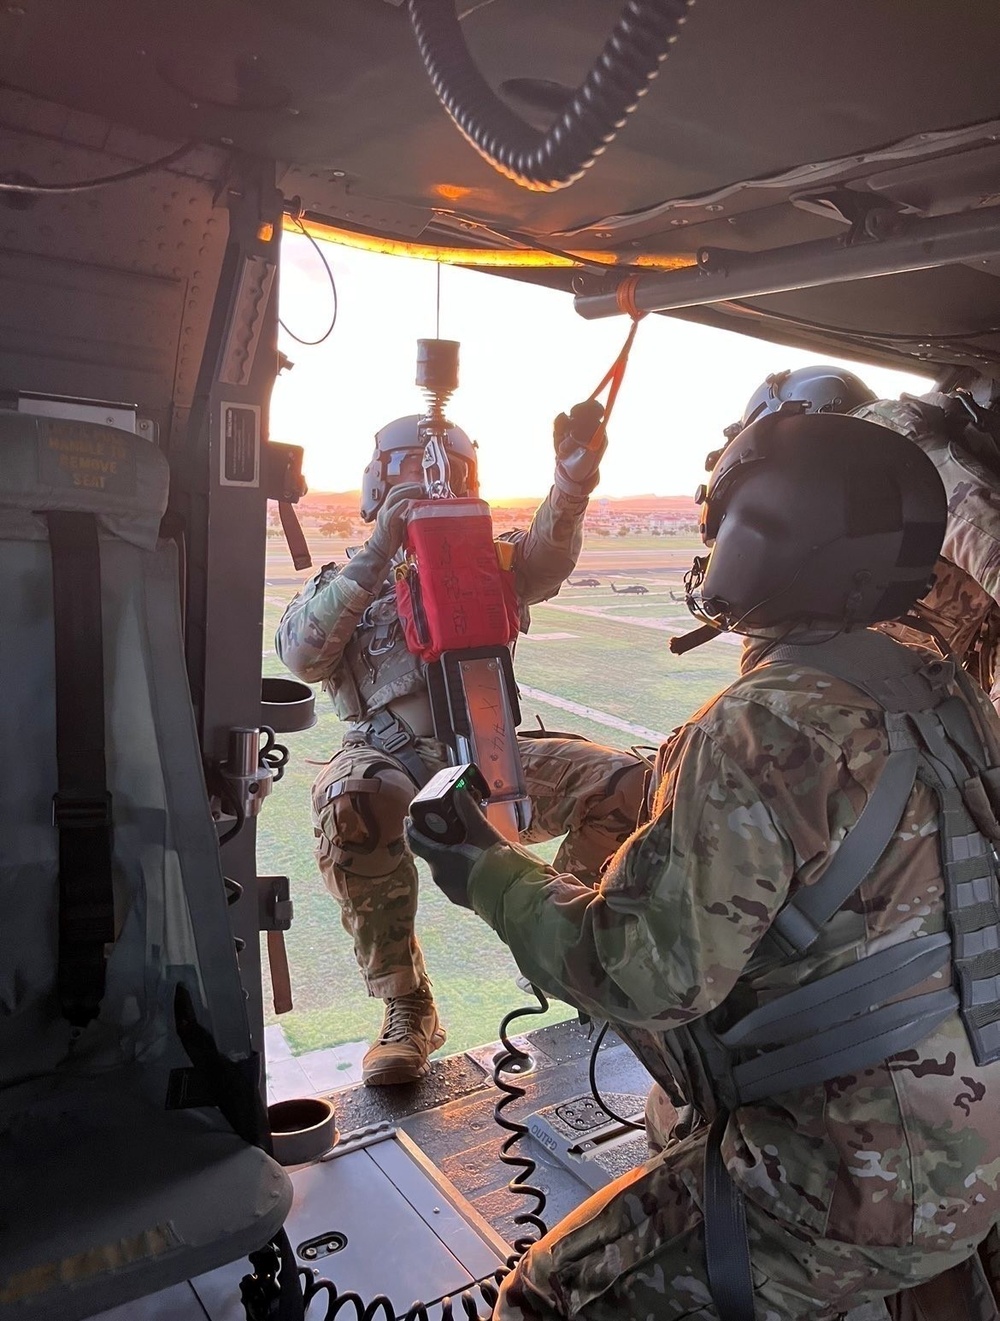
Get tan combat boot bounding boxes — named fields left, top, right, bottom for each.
left=362, top=981, right=446, bottom=1086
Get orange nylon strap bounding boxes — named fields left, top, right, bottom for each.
left=615, top=273, right=645, bottom=321
left=587, top=310, right=645, bottom=428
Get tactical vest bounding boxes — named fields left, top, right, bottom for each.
left=323, top=583, right=428, bottom=724
left=661, top=629, right=1000, bottom=1122
left=324, top=547, right=531, bottom=726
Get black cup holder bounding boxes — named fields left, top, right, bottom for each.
left=261, top=676, right=316, bottom=733
left=267, top=1096, right=338, bottom=1166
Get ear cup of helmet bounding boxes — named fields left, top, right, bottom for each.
left=696, top=413, right=946, bottom=632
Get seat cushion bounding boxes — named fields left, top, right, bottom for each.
left=0, top=1084, right=292, bottom=1321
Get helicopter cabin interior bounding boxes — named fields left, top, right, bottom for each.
left=2, top=2, right=1000, bottom=1319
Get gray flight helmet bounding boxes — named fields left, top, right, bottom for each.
left=688, top=411, right=946, bottom=634
left=359, top=414, right=479, bottom=522
left=721, top=365, right=879, bottom=447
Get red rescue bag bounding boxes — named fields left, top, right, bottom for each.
left=395, top=498, right=521, bottom=662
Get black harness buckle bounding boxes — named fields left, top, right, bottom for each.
left=52, top=792, right=113, bottom=829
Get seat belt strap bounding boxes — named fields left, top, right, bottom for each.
left=703, top=1110, right=756, bottom=1321
left=46, top=511, right=116, bottom=1028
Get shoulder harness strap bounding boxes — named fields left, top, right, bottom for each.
left=46, top=511, right=116, bottom=1029
left=730, top=630, right=1000, bottom=1091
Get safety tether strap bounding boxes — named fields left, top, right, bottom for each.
left=362, top=709, right=432, bottom=787
left=703, top=1111, right=755, bottom=1321
left=46, top=510, right=116, bottom=1028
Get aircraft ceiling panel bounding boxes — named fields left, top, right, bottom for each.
left=3, top=1, right=1000, bottom=374
left=2, top=0, right=998, bottom=233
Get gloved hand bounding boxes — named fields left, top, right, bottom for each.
left=405, top=791, right=506, bottom=909
left=340, top=482, right=425, bottom=593
left=552, top=399, right=607, bottom=498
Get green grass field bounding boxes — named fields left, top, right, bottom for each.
left=258, top=563, right=739, bottom=1059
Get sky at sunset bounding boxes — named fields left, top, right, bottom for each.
left=272, top=231, right=931, bottom=502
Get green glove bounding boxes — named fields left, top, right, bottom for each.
left=405, top=791, right=505, bottom=909
left=341, top=482, right=424, bottom=593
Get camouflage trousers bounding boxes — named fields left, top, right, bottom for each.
left=311, top=732, right=647, bottom=999
left=495, top=1125, right=998, bottom=1321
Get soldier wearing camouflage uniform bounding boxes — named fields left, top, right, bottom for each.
left=852, top=389, right=1000, bottom=714
left=276, top=402, right=646, bottom=1086
left=408, top=412, right=1000, bottom=1319
left=729, top=366, right=1000, bottom=713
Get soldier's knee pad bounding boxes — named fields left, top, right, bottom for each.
left=315, top=759, right=417, bottom=879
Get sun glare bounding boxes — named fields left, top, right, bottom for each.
left=271, top=233, right=931, bottom=504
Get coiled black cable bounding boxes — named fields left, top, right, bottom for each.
left=407, top=0, right=694, bottom=191
left=490, top=983, right=552, bottom=1262
left=244, top=988, right=553, bottom=1319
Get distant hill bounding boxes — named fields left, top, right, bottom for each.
left=301, top=490, right=695, bottom=512
left=299, top=490, right=361, bottom=509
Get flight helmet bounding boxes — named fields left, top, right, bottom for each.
left=360, top=414, right=479, bottom=522
left=724, top=365, right=878, bottom=443
left=687, top=411, right=946, bottom=633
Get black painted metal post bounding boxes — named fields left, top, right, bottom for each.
left=170, top=155, right=284, bottom=1057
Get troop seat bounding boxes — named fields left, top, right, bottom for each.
left=0, top=412, right=291, bottom=1320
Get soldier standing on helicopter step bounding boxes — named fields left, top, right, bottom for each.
left=276, top=401, right=648, bottom=1086
left=408, top=411, right=1000, bottom=1320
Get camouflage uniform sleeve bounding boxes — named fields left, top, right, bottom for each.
left=502, top=486, right=588, bottom=608
left=466, top=722, right=797, bottom=1029
left=939, top=484, right=1000, bottom=605
left=856, top=396, right=1000, bottom=603
left=274, top=562, right=375, bottom=684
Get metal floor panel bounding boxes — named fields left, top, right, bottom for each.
left=88, top=1020, right=888, bottom=1320
left=93, top=1130, right=508, bottom=1321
